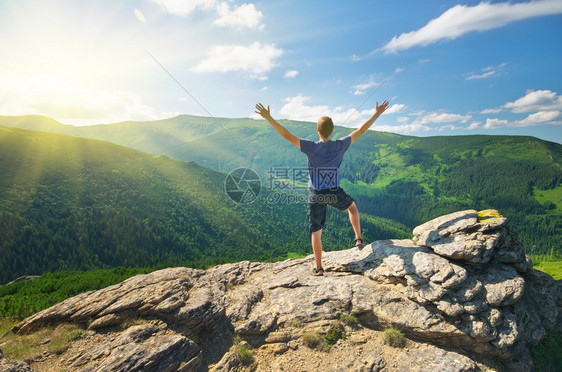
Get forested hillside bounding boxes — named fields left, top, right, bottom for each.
left=0, top=126, right=409, bottom=284
left=1, top=114, right=560, bottom=255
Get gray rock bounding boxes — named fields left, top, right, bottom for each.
left=482, top=265, right=525, bottom=307
left=13, top=267, right=206, bottom=334
left=334, top=351, right=386, bottom=372
left=0, top=349, right=33, bottom=372
left=264, top=330, right=293, bottom=343
left=396, top=348, right=478, bottom=372
left=9, top=210, right=560, bottom=371
left=211, top=351, right=239, bottom=372
left=413, top=210, right=479, bottom=242
left=226, top=285, right=263, bottom=322
left=70, top=324, right=201, bottom=372
left=412, top=209, right=511, bottom=263
left=87, top=313, right=123, bottom=330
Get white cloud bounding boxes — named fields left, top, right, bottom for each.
left=484, top=111, right=562, bottom=128
left=397, top=116, right=410, bottom=124
left=466, top=71, right=495, bottom=80
left=481, top=108, right=503, bottom=114
left=380, top=0, right=562, bottom=53
left=412, top=111, right=472, bottom=125
left=0, top=73, right=172, bottom=125
left=483, top=118, right=510, bottom=129
left=279, top=94, right=400, bottom=131
left=373, top=123, right=431, bottom=134
left=385, top=103, right=406, bottom=114
left=279, top=94, right=359, bottom=124
left=466, top=62, right=507, bottom=80
left=134, top=9, right=146, bottom=23
left=467, top=121, right=482, bottom=130
left=390, top=110, right=476, bottom=132
left=481, top=90, right=562, bottom=129
left=151, top=0, right=216, bottom=16
left=191, top=42, right=283, bottom=74
left=503, top=89, right=562, bottom=113
left=250, top=74, right=269, bottom=81
left=278, top=95, right=430, bottom=135
left=152, top=0, right=264, bottom=30
left=439, top=124, right=464, bottom=131
left=352, top=77, right=378, bottom=96
left=284, top=70, right=299, bottom=78
left=519, top=110, right=562, bottom=125
left=214, top=2, right=264, bottom=30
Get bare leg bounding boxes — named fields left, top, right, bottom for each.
left=347, top=202, right=361, bottom=240
left=311, top=229, right=323, bottom=271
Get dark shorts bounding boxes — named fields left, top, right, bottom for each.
left=307, top=186, right=355, bottom=233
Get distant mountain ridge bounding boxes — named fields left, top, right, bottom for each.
left=0, top=125, right=409, bottom=283
left=1, top=114, right=560, bottom=256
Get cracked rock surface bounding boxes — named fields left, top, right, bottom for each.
left=10, top=210, right=561, bottom=371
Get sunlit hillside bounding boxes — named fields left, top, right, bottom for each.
left=1, top=115, right=560, bottom=256
left=0, top=125, right=410, bottom=284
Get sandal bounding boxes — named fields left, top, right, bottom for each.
left=354, top=238, right=365, bottom=250
left=313, top=267, right=324, bottom=276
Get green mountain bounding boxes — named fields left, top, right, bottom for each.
left=1, top=114, right=560, bottom=254
left=0, top=126, right=409, bottom=284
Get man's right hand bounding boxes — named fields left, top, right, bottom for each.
left=375, top=100, right=390, bottom=117
left=349, top=99, right=390, bottom=144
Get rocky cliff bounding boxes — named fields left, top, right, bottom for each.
left=4, top=210, right=561, bottom=371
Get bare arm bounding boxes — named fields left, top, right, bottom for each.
left=349, top=100, right=390, bottom=144
left=255, top=103, right=300, bottom=148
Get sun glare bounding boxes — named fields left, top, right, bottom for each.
left=0, top=1, right=157, bottom=124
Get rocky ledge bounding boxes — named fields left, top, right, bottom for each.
left=6, top=210, right=562, bottom=371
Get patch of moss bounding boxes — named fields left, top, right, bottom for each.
left=325, top=325, right=346, bottom=345
left=477, top=209, right=502, bottom=222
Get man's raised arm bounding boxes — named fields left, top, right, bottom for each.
left=255, top=103, right=300, bottom=148
left=349, top=100, right=389, bottom=144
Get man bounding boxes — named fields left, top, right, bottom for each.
left=255, top=100, right=389, bottom=275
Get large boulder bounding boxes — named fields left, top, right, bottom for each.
left=11, top=210, right=561, bottom=371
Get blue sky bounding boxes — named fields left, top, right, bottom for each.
left=1, top=0, right=561, bottom=143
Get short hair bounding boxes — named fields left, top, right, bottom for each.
left=317, top=116, right=334, bottom=138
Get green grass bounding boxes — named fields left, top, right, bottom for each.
left=533, top=185, right=562, bottom=214
left=339, top=314, right=359, bottom=325
left=533, top=260, right=562, bottom=280
left=0, top=267, right=155, bottom=320
left=0, top=322, right=85, bottom=360
left=383, top=327, right=405, bottom=348
left=232, top=334, right=253, bottom=364
left=302, top=331, right=326, bottom=350
left=0, top=318, right=17, bottom=337
left=532, top=333, right=562, bottom=371
left=325, top=325, right=346, bottom=345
